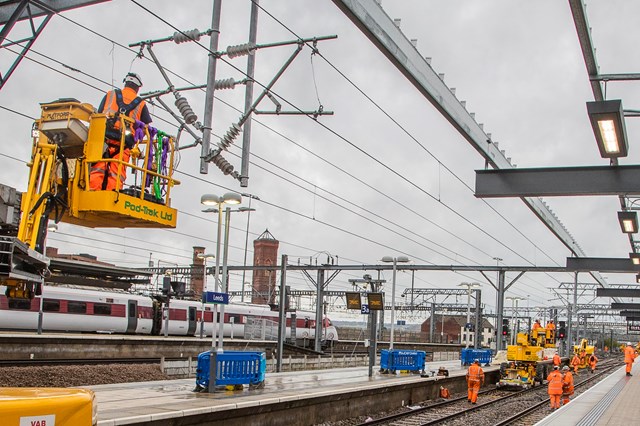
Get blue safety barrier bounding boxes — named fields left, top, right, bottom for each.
left=195, top=350, right=266, bottom=390
left=380, top=349, right=426, bottom=374
left=460, top=348, right=493, bottom=366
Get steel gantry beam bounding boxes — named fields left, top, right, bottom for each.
left=475, top=165, right=640, bottom=198
left=331, top=0, right=584, bottom=258
left=566, top=258, right=640, bottom=273
left=0, top=0, right=110, bottom=90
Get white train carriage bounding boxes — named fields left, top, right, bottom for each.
left=0, top=285, right=339, bottom=346
left=0, top=285, right=153, bottom=334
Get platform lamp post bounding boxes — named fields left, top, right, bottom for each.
left=201, top=192, right=241, bottom=392
left=381, top=255, right=410, bottom=350
left=458, top=282, right=481, bottom=348
left=196, top=253, right=215, bottom=339
left=218, top=205, right=255, bottom=353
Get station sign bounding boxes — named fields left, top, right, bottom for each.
left=367, top=292, right=384, bottom=310
left=628, top=322, right=640, bottom=334
left=204, top=291, right=229, bottom=305
left=345, top=292, right=362, bottom=310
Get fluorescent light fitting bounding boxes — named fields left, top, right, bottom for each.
left=587, top=100, right=629, bottom=159
left=618, top=211, right=638, bottom=234
left=597, top=119, right=619, bottom=154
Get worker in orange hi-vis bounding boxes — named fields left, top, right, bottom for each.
left=466, top=359, right=484, bottom=404
left=625, top=342, right=636, bottom=377
left=570, top=353, right=581, bottom=374
left=533, top=319, right=542, bottom=331
left=553, top=353, right=561, bottom=367
left=561, top=366, right=574, bottom=406
left=588, top=353, right=598, bottom=374
left=547, top=365, right=563, bottom=410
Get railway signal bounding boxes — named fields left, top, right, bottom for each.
left=502, top=319, right=510, bottom=336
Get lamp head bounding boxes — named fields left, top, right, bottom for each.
left=223, top=192, right=242, bottom=205
left=201, top=194, right=222, bottom=206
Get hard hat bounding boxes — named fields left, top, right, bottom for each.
left=628, top=342, right=633, bottom=346
left=554, top=365, right=559, bottom=370
left=474, top=359, right=480, bottom=363
left=562, top=366, right=569, bottom=371
left=123, top=72, right=143, bottom=88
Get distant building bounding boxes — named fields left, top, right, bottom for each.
left=190, top=246, right=206, bottom=296
left=421, top=314, right=494, bottom=347
left=46, top=247, right=113, bottom=266
left=252, top=229, right=278, bottom=305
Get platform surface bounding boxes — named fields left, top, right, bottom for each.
left=535, top=362, right=637, bottom=426
left=91, top=359, right=466, bottom=425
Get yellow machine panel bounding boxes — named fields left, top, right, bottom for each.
left=0, top=387, right=96, bottom=425
left=507, top=345, right=542, bottom=362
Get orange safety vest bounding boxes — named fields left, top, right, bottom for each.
left=553, top=354, right=561, bottom=366
left=625, top=346, right=636, bottom=363
left=547, top=370, right=563, bottom=395
left=562, top=371, right=574, bottom=395
left=89, top=87, right=145, bottom=191
left=466, top=364, right=484, bottom=383
left=571, top=355, right=581, bottom=366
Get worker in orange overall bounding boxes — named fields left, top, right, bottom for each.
left=588, top=353, right=598, bottom=373
left=570, top=353, right=581, bottom=374
left=439, top=386, right=450, bottom=399
left=624, top=342, right=636, bottom=376
left=533, top=319, right=542, bottom=331
left=553, top=352, right=561, bottom=367
left=561, top=366, right=574, bottom=405
left=466, top=359, right=484, bottom=404
left=547, top=365, right=563, bottom=410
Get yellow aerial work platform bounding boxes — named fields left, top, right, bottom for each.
left=23, top=99, right=179, bottom=236
left=5, top=99, right=180, bottom=297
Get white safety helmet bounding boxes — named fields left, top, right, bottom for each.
left=628, top=342, right=633, bottom=346
left=123, top=72, right=143, bottom=88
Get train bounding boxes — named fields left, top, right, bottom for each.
left=0, top=285, right=339, bottom=347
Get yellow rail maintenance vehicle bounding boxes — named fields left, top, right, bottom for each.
left=0, top=387, right=96, bottom=425
left=573, top=338, right=596, bottom=369
left=1, top=99, right=179, bottom=300
left=498, top=332, right=547, bottom=389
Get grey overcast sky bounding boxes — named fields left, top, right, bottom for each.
left=1, top=0, right=638, bottom=321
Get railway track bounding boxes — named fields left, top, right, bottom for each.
left=355, top=358, right=621, bottom=426
left=0, top=357, right=167, bottom=367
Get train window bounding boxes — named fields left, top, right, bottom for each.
left=93, top=303, right=112, bottom=316
left=67, top=301, right=87, bottom=314
left=7, top=299, right=32, bottom=310
left=43, top=299, right=60, bottom=312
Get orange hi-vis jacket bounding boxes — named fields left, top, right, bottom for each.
left=89, top=87, right=146, bottom=191
left=547, top=370, right=563, bottom=395
left=562, top=371, right=574, bottom=395
left=103, top=86, right=146, bottom=128
left=553, top=353, right=561, bottom=366
left=571, top=355, right=581, bottom=367
left=625, top=346, right=636, bottom=364
left=466, top=364, right=484, bottom=383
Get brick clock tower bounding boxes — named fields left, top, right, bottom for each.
left=190, top=246, right=206, bottom=296
left=252, top=229, right=279, bottom=305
